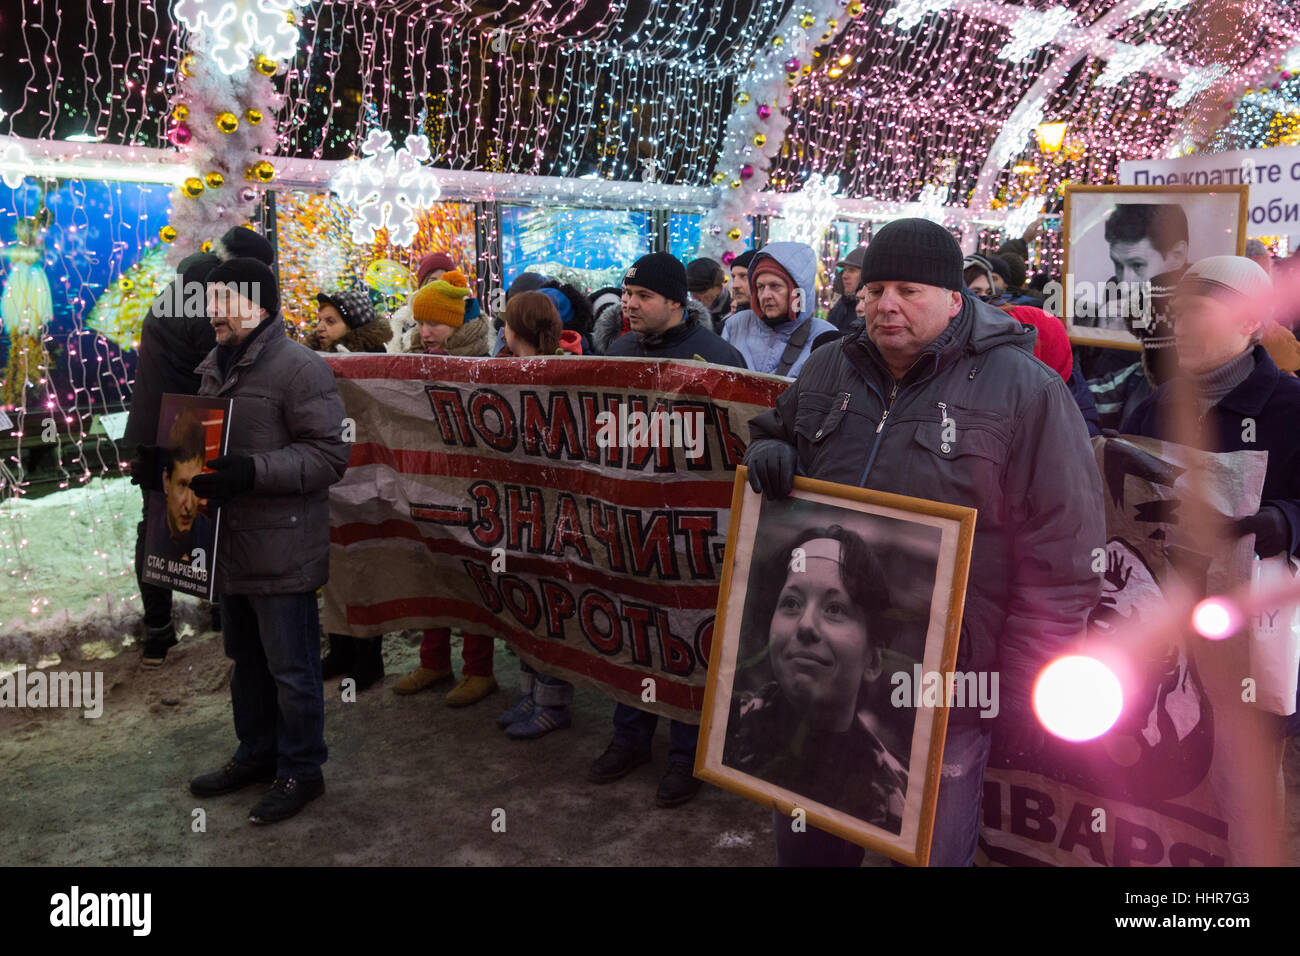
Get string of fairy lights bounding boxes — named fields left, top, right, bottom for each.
left=1, top=0, right=1300, bottom=656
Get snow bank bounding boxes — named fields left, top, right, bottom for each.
left=0, top=476, right=208, bottom=665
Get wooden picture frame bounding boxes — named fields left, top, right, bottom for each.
left=1061, top=183, right=1249, bottom=350
left=695, top=468, right=976, bottom=866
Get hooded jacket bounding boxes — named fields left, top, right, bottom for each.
left=195, top=320, right=350, bottom=595
left=745, top=295, right=1105, bottom=724
left=723, top=242, right=837, bottom=378
left=593, top=299, right=630, bottom=354
left=306, top=316, right=393, bottom=354
left=603, top=299, right=746, bottom=368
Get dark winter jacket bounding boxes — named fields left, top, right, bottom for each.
left=827, top=295, right=858, bottom=334
left=723, top=242, right=836, bottom=377
left=1121, top=345, right=1300, bottom=558
left=1068, top=367, right=1102, bottom=437
left=306, top=316, right=393, bottom=354
left=704, top=287, right=732, bottom=334
left=124, top=259, right=218, bottom=448
left=593, top=300, right=629, bottom=354
left=604, top=299, right=746, bottom=369
left=745, top=295, right=1105, bottom=724
left=196, top=321, right=350, bottom=595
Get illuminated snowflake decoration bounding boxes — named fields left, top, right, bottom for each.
left=1168, top=63, right=1228, bottom=108
left=777, top=174, right=842, bottom=248
left=998, top=7, right=1076, bottom=63
left=881, top=0, right=958, bottom=32
left=1095, top=42, right=1167, bottom=88
left=330, top=129, right=443, bottom=247
left=1002, top=197, right=1044, bottom=240
left=173, top=0, right=308, bottom=74
left=989, top=94, right=1046, bottom=171
left=0, top=137, right=30, bottom=188
left=909, top=183, right=950, bottom=224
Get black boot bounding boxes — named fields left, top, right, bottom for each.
left=321, top=633, right=355, bottom=680
left=141, top=622, right=177, bottom=667
left=351, top=636, right=385, bottom=692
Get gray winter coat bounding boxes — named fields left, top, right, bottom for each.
left=196, top=323, right=350, bottom=595
left=746, top=295, right=1105, bottom=723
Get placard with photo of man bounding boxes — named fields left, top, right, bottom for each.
left=141, top=394, right=232, bottom=600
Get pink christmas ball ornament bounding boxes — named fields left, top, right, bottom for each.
left=740, top=164, right=755, bottom=180
left=757, top=103, right=772, bottom=120
left=722, top=251, right=736, bottom=265
left=168, top=123, right=193, bottom=147
left=784, top=57, right=801, bottom=72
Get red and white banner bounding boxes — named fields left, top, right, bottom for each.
left=321, top=353, right=789, bottom=722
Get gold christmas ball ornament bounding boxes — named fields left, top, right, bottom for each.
left=215, top=111, right=240, bottom=134
left=245, top=108, right=263, bottom=125
left=247, top=159, right=275, bottom=183
left=712, top=171, right=727, bottom=185
left=286, top=11, right=296, bottom=25
left=848, top=1, right=864, bottom=16
left=800, top=64, right=812, bottom=76
left=771, top=35, right=784, bottom=48
left=179, top=54, right=196, bottom=77
left=734, top=91, right=751, bottom=106
left=727, top=227, right=742, bottom=241
left=799, top=12, right=817, bottom=28
left=254, top=55, right=278, bottom=77
left=753, top=133, right=767, bottom=148
left=118, top=277, right=134, bottom=291
left=204, top=171, right=225, bottom=189
left=171, top=104, right=190, bottom=122
left=181, top=176, right=205, bottom=198
left=200, top=240, right=213, bottom=253
left=159, top=225, right=178, bottom=243
left=729, top=178, right=742, bottom=189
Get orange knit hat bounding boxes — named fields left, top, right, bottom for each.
left=412, top=269, right=470, bottom=328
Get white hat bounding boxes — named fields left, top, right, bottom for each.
left=1178, top=255, right=1271, bottom=301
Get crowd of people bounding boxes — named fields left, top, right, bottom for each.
left=122, top=217, right=1299, bottom=864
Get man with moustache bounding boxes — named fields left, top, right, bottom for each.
left=187, top=256, right=350, bottom=825
left=744, top=218, right=1105, bottom=866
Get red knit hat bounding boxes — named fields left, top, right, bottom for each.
left=417, top=252, right=456, bottom=286
left=749, top=258, right=798, bottom=321
left=1005, top=305, right=1072, bottom=382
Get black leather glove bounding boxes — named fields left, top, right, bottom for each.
left=1228, top=505, right=1292, bottom=558
left=129, top=445, right=161, bottom=491
left=745, top=442, right=797, bottom=499
left=188, top=455, right=255, bottom=502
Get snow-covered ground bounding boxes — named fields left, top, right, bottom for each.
left=0, top=476, right=204, bottom=667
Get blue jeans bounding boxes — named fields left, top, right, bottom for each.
left=221, top=592, right=327, bottom=781
left=772, top=722, right=992, bottom=866
left=611, top=702, right=698, bottom=767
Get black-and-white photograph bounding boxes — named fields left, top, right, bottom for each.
left=697, top=474, right=975, bottom=865
left=1062, top=184, right=1248, bottom=347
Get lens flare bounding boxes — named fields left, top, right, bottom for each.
left=1033, top=655, right=1124, bottom=742
left=1191, top=597, right=1241, bottom=640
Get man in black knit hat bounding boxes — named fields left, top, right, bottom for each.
left=593, top=251, right=743, bottom=808
left=744, top=218, right=1105, bottom=866
left=604, top=252, right=746, bottom=369
left=186, top=256, right=350, bottom=825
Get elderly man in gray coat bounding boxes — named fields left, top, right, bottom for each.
left=187, top=255, right=350, bottom=825
left=745, top=218, right=1105, bottom=866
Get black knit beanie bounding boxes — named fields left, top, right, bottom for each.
left=623, top=252, right=688, bottom=306
left=206, top=257, right=280, bottom=319
left=213, top=226, right=275, bottom=266
left=860, top=218, right=964, bottom=292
